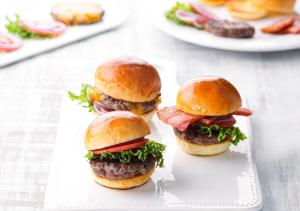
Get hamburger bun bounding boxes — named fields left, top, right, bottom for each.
left=176, top=136, right=230, bottom=155
left=85, top=111, right=150, bottom=150
left=90, top=166, right=155, bottom=189
left=176, top=76, right=242, bottom=116
left=252, top=0, right=295, bottom=15
left=51, top=2, right=104, bottom=25
left=200, top=0, right=225, bottom=6
left=95, top=57, right=161, bottom=103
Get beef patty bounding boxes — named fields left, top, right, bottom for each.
left=174, top=127, right=229, bottom=145
left=97, top=91, right=160, bottom=114
left=205, top=20, right=255, bottom=38
left=90, top=156, right=156, bottom=179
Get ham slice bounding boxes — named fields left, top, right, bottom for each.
left=157, top=106, right=251, bottom=131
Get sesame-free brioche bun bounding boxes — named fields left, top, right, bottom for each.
left=51, top=2, right=104, bottom=25
left=85, top=111, right=150, bottom=150
left=90, top=166, right=155, bottom=189
left=176, top=76, right=242, bottom=116
left=95, top=57, right=161, bottom=103
left=176, top=136, right=231, bottom=156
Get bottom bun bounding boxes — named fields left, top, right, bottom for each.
left=175, top=136, right=230, bottom=156
left=138, top=109, right=156, bottom=123
left=90, top=166, right=155, bottom=189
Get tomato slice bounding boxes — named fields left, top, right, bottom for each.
left=0, top=33, right=22, bottom=52
left=19, top=19, right=66, bottom=36
left=92, top=138, right=148, bottom=154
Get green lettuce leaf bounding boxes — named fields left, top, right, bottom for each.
left=68, top=83, right=95, bottom=112
left=193, top=124, right=247, bottom=146
left=165, top=2, right=193, bottom=26
left=85, top=140, right=166, bottom=168
left=5, top=15, right=50, bottom=39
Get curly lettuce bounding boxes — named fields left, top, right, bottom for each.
left=165, top=2, right=193, bottom=26
left=193, top=124, right=247, bottom=145
left=68, top=83, right=95, bottom=112
left=5, top=15, right=50, bottom=39
left=85, top=140, right=166, bottom=168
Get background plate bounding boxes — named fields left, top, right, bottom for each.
left=150, top=0, right=300, bottom=52
left=0, top=0, right=129, bottom=67
left=44, top=59, right=263, bottom=210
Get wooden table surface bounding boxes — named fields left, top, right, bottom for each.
left=0, top=0, right=299, bottom=210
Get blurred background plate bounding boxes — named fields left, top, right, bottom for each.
left=0, top=0, right=129, bottom=67
left=150, top=0, right=300, bottom=52
left=44, top=59, right=263, bottom=211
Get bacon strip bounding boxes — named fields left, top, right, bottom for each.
left=157, top=106, right=251, bottom=131
left=286, top=17, right=300, bottom=34
left=261, top=16, right=295, bottom=34
left=157, top=106, right=199, bottom=131
left=233, top=107, right=253, bottom=116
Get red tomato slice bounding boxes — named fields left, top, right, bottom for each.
left=92, top=138, right=148, bottom=154
left=19, top=19, right=66, bottom=36
left=0, top=33, right=22, bottom=52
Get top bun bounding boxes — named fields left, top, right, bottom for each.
left=95, top=57, right=161, bottom=103
left=85, top=111, right=150, bottom=150
left=176, top=76, right=242, bottom=116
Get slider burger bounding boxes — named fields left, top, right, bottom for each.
left=157, top=76, right=252, bottom=156
left=69, top=57, right=161, bottom=122
left=85, top=111, right=166, bottom=189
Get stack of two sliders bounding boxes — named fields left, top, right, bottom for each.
left=70, top=57, right=252, bottom=190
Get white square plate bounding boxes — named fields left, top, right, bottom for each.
left=0, top=0, right=129, bottom=67
left=44, top=59, right=263, bottom=210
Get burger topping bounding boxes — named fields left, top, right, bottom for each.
left=157, top=106, right=251, bottom=132
left=90, top=155, right=156, bottom=179
left=0, top=33, right=22, bottom=52
left=157, top=106, right=251, bottom=145
left=174, top=124, right=246, bottom=145
left=68, top=84, right=161, bottom=114
left=95, top=91, right=161, bottom=115
left=91, top=138, right=148, bottom=154
left=6, top=15, right=66, bottom=39
left=86, top=140, right=166, bottom=168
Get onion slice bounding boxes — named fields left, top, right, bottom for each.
left=189, top=2, right=218, bottom=21
left=93, top=101, right=114, bottom=114
left=175, top=9, right=206, bottom=28
left=0, top=33, right=22, bottom=52
left=19, top=19, right=66, bottom=36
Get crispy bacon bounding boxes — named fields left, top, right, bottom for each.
left=157, top=106, right=199, bottom=131
left=233, top=107, right=253, bottom=116
left=157, top=106, right=251, bottom=131
left=261, top=16, right=295, bottom=34
left=286, top=17, right=300, bottom=34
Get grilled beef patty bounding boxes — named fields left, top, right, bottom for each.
left=174, top=127, right=227, bottom=145
left=90, top=156, right=156, bottom=179
left=97, top=91, right=160, bottom=114
left=205, top=20, right=255, bottom=38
